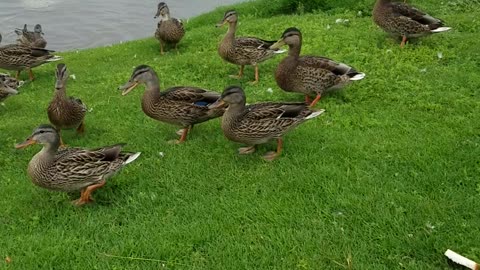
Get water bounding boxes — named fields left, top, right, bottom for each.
left=0, top=0, right=242, bottom=51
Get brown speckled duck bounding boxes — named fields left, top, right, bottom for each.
left=154, top=2, right=185, bottom=55
left=271, top=28, right=365, bottom=107
left=47, top=64, right=87, bottom=145
left=15, top=24, right=47, bottom=48
left=119, top=65, right=225, bottom=143
left=0, top=33, right=61, bottom=80
left=15, top=124, right=141, bottom=206
left=209, top=86, right=325, bottom=161
left=216, top=10, right=285, bottom=84
left=373, top=0, right=451, bottom=47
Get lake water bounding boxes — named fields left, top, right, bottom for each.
left=0, top=0, right=242, bottom=51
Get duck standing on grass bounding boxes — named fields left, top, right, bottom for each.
left=154, top=2, right=185, bottom=55
left=209, top=86, right=325, bottom=161
left=373, top=0, right=451, bottom=47
left=119, top=65, right=225, bottom=144
left=271, top=28, right=365, bottom=107
left=15, top=24, right=47, bottom=48
left=216, top=10, right=286, bottom=84
left=47, top=64, right=87, bottom=146
left=0, top=33, right=61, bottom=81
left=15, top=124, right=141, bottom=206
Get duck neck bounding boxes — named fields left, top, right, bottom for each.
left=224, top=22, right=237, bottom=43
left=160, top=13, right=171, bottom=21
left=287, top=41, right=301, bottom=58
left=142, top=78, right=162, bottom=115
left=30, top=142, right=59, bottom=171
left=53, top=87, right=67, bottom=101
left=223, top=102, right=245, bottom=125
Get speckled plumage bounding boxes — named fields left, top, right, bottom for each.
left=154, top=2, right=185, bottom=54
left=0, top=33, right=61, bottom=80
left=272, top=28, right=364, bottom=105
left=15, top=24, right=47, bottom=48
left=0, top=74, right=21, bottom=102
left=217, top=10, right=283, bottom=83
left=373, top=0, right=450, bottom=38
left=47, top=64, right=87, bottom=133
left=16, top=125, right=140, bottom=205
left=120, top=65, right=225, bottom=142
left=214, top=86, right=324, bottom=160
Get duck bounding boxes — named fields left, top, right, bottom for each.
left=209, top=86, right=325, bottom=161
left=0, top=33, right=61, bottom=81
left=216, top=10, right=285, bottom=84
left=373, top=0, right=451, bottom=47
left=271, top=27, right=365, bottom=107
left=119, top=65, right=225, bottom=143
left=15, top=24, right=47, bottom=48
left=0, top=73, right=24, bottom=90
left=15, top=124, right=141, bottom=206
left=0, top=76, right=19, bottom=102
left=47, top=64, right=87, bottom=146
left=154, top=2, right=185, bottom=55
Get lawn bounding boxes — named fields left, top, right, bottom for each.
left=1, top=0, right=479, bottom=269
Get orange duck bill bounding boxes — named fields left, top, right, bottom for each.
left=15, top=137, right=37, bottom=149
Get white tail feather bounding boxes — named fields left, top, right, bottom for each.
left=124, top=152, right=141, bottom=165
left=46, top=56, right=63, bottom=62
left=350, top=73, right=366, bottom=81
left=431, top=27, right=451, bottom=33
left=273, top=49, right=287, bottom=54
left=306, top=109, right=325, bottom=120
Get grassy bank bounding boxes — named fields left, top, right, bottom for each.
left=1, top=0, right=480, bottom=269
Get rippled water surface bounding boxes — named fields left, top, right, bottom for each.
left=0, top=0, right=242, bottom=51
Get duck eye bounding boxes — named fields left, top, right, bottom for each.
left=39, top=130, right=45, bottom=134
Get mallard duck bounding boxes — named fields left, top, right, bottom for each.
left=47, top=64, right=87, bottom=146
left=15, top=24, right=47, bottom=48
left=154, top=2, right=185, bottom=55
left=270, top=28, right=365, bottom=107
left=15, top=124, right=141, bottom=206
left=0, top=76, right=19, bottom=102
left=216, top=10, right=285, bottom=84
left=119, top=65, right=225, bottom=143
left=373, top=0, right=451, bottom=47
left=0, top=33, right=61, bottom=81
left=209, top=86, right=325, bottom=161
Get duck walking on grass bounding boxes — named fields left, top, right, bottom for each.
left=271, top=28, right=365, bottom=107
left=209, top=86, right=325, bottom=161
left=47, top=64, right=87, bottom=146
left=217, top=10, right=285, bottom=85
left=0, top=33, right=61, bottom=81
left=15, top=124, right=141, bottom=206
left=373, top=0, right=451, bottom=47
left=154, top=2, right=185, bottom=55
left=15, top=24, right=47, bottom=48
left=119, top=65, right=225, bottom=144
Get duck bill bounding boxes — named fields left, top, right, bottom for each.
left=208, top=99, right=226, bottom=109
left=15, top=137, right=37, bottom=149
left=270, top=39, right=286, bottom=50
left=154, top=10, right=161, bottom=19
left=118, top=81, right=139, bottom=96
left=215, top=19, right=227, bottom=28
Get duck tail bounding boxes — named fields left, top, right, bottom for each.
left=124, top=152, right=141, bottom=165
left=47, top=55, right=63, bottom=62
left=306, top=109, right=325, bottom=120
left=350, top=72, right=366, bottom=81
left=431, top=27, right=451, bottom=33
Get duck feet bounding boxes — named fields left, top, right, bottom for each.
left=248, top=65, right=259, bottom=85
left=28, top=69, right=35, bottom=81
left=309, top=94, right=322, bottom=108
left=72, top=180, right=106, bottom=206
left=400, top=36, right=407, bottom=48
left=229, top=65, right=244, bottom=79
left=238, top=146, right=255, bottom=155
left=262, top=138, right=283, bottom=161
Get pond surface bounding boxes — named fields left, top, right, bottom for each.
left=0, top=0, right=242, bottom=51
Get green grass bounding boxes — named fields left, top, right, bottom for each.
left=1, top=0, right=480, bottom=269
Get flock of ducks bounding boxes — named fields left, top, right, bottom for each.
left=1, top=0, right=451, bottom=205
